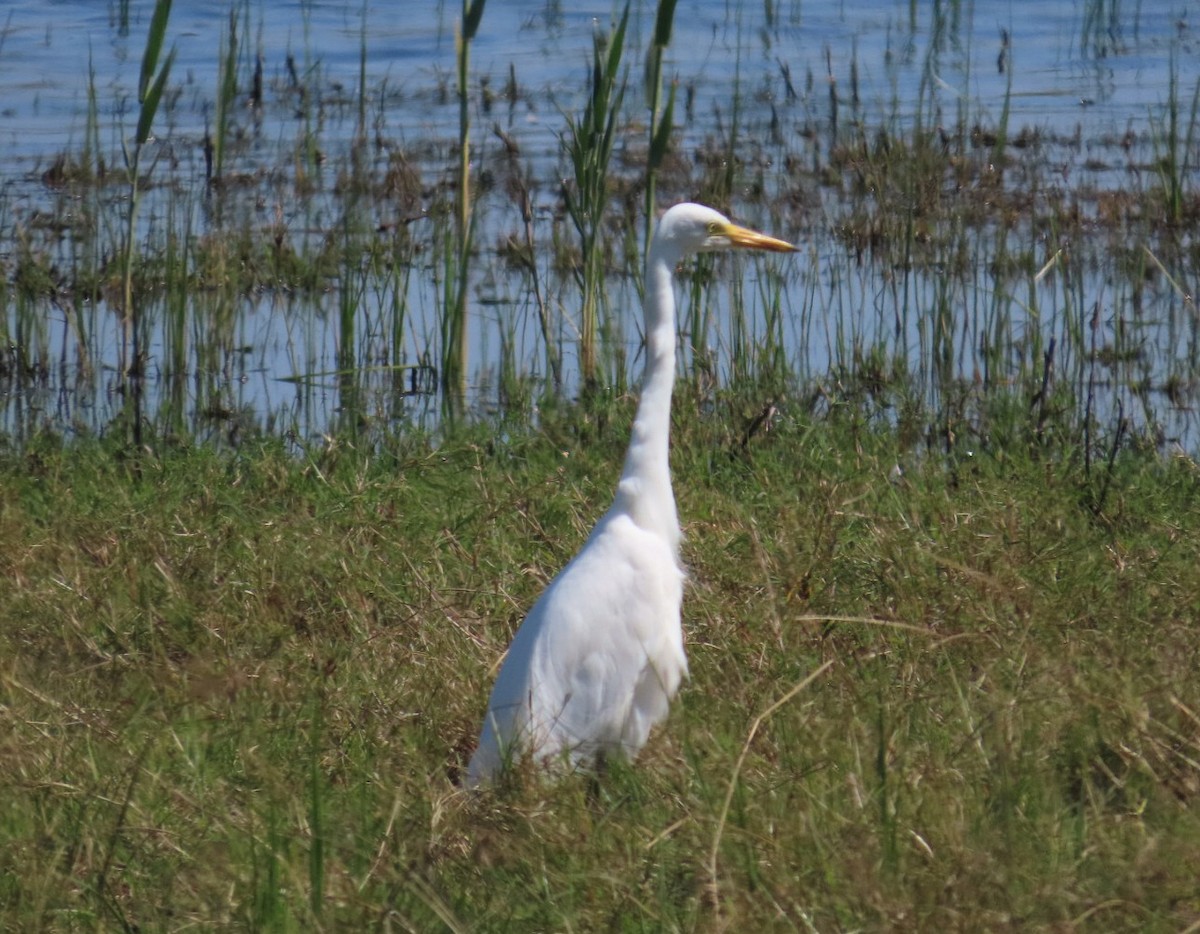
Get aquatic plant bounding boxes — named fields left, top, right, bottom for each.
left=563, top=3, right=629, bottom=390
left=642, top=0, right=679, bottom=256
left=442, top=0, right=488, bottom=415
left=120, top=0, right=175, bottom=447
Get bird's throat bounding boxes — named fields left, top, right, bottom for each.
left=612, top=256, right=681, bottom=549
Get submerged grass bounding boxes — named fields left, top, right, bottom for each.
left=1, top=407, right=1199, bottom=929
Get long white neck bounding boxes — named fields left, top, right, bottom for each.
left=611, top=238, right=682, bottom=554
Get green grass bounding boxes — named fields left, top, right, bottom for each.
left=2, top=403, right=1199, bottom=930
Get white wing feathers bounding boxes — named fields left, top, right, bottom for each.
left=467, top=512, right=685, bottom=785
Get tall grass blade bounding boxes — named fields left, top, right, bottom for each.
left=443, top=0, right=487, bottom=415
left=121, top=0, right=175, bottom=453
left=564, top=2, right=629, bottom=388
left=643, top=0, right=679, bottom=259
left=138, top=0, right=172, bottom=100
left=212, top=6, right=240, bottom=179
left=708, top=661, right=834, bottom=904
left=462, top=0, right=486, bottom=41
left=136, top=46, right=175, bottom=146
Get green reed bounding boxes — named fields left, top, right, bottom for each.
left=1080, top=0, right=1122, bottom=58
left=685, top=32, right=745, bottom=380
left=506, top=161, right=562, bottom=391
left=355, top=0, right=369, bottom=145
left=993, top=28, right=1014, bottom=166
left=290, top=5, right=323, bottom=187
left=368, top=233, right=417, bottom=417
left=338, top=218, right=363, bottom=434
left=564, top=3, right=629, bottom=390
left=119, top=0, right=174, bottom=448
left=82, top=53, right=102, bottom=185
left=755, top=260, right=789, bottom=388
left=441, top=0, right=487, bottom=415
left=161, top=200, right=190, bottom=439
left=209, top=4, right=241, bottom=181
left=913, top=0, right=952, bottom=144
left=1150, top=47, right=1199, bottom=227
left=642, top=0, right=679, bottom=258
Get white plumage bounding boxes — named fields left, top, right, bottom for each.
left=467, top=203, right=796, bottom=785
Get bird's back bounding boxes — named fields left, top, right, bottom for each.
left=467, top=510, right=686, bottom=784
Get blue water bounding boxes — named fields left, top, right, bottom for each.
left=0, top=1, right=1196, bottom=447
left=2, top=1, right=1185, bottom=165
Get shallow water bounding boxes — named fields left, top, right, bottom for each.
left=2, top=2, right=1187, bottom=158
left=0, top=1, right=1196, bottom=449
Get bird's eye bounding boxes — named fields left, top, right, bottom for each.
left=707, top=222, right=721, bottom=235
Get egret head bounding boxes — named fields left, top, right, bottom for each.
left=654, top=202, right=797, bottom=258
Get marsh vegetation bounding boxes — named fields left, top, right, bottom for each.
left=1, top=0, right=1199, bottom=929
left=0, top=0, right=1195, bottom=452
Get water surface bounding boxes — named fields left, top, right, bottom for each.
left=0, top=1, right=1195, bottom=449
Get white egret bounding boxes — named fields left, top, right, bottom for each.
left=467, top=202, right=797, bottom=785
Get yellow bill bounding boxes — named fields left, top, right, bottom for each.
left=720, top=222, right=798, bottom=253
